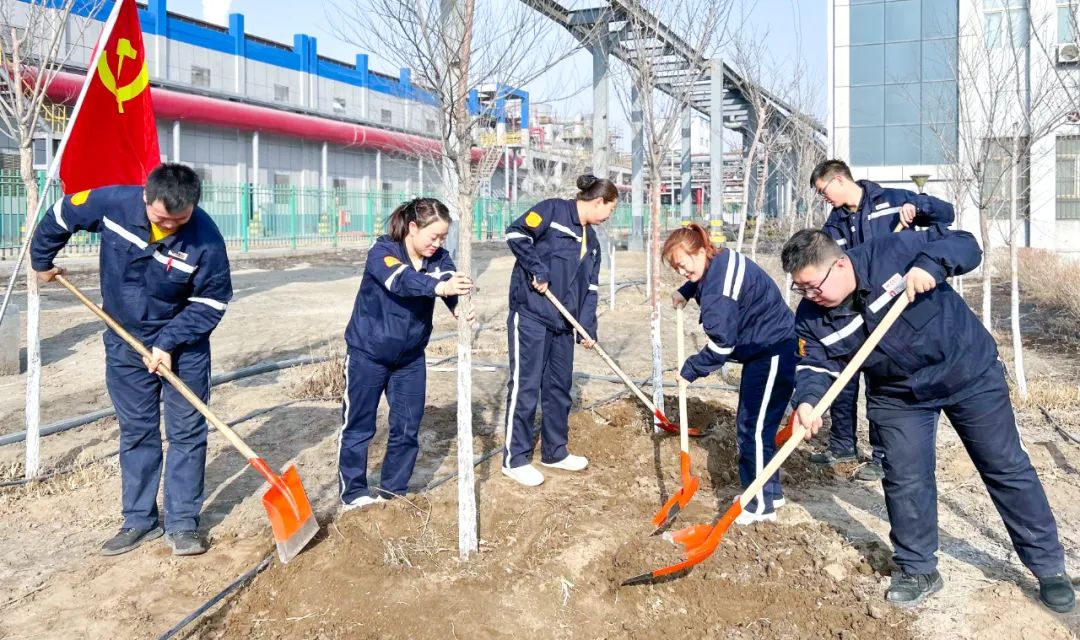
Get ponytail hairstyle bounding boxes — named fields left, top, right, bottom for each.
left=575, top=174, right=619, bottom=203
left=387, top=197, right=452, bottom=241
left=662, top=223, right=719, bottom=268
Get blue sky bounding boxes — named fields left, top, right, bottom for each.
left=164, top=0, right=825, bottom=147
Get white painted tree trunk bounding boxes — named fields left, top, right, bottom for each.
left=440, top=0, right=477, bottom=561
left=1009, top=135, right=1027, bottom=400
left=979, top=207, right=992, bottom=332
left=21, top=143, right=40, bottom=480
left=649, top=180, right=664, bottom=431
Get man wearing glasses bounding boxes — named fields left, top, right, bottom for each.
left=781, top=228, right=1072, bottom=612
left=809, top=159, right=956, bottom=481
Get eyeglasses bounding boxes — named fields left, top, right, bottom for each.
left=791, top=259, right=839, bottom=297
left=813, top=175, right=839, bottom=201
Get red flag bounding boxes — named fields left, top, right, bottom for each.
left=58, top=0, right=160, bottom=194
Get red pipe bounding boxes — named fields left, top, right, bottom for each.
left=44, top=70, right=522, bottom=165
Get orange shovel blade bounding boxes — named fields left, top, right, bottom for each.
left=622, top=499, right=743, bottom=586
left=650, top=453, right=701, bottom=531
left=260, top=463, right=319, bottom=563
left=654, top=409, right=704, bottom=437
left=775, top=413, right=796, bottom=447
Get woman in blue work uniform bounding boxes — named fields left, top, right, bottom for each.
left=665, top=223, right=797, bottom=525
left=337, top=197, right=474, bottom=510
left=501, top=174, right=618, bottom=487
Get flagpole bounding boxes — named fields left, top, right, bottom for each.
left=6, top=0, right=126, bottom=479
left=0, top=0, right=126, bottom=330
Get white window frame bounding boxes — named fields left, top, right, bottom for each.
left=984, top=0, right=1029, bottom=49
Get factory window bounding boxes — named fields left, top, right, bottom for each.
left=191, top=65, right=210, bottom=88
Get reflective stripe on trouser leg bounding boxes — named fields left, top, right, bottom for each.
left=539, top=330, right=575, bottom=464
left=378, top=354, right=426, bottom=496
left=503, top=312, right=548, bottom=468
left=337, top=349, right=391, bottom=504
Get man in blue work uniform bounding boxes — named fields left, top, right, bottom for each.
left=810, top=159, right=955, bottom=482
left=781, top=228, right=1073, bottom=612
left=32, top=164, right=232, bottom=557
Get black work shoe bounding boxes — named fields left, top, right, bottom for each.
left=886, top=570, right=944, bottom=607
left=100, top=526, right=164, bottom=556
left=164, top=530, right=209, bottom=556
left=855, top=461, right=885, bottom=482
left=1038, top=574, right=1076, bottom=613
left=810, top=449, right=857, bottom=465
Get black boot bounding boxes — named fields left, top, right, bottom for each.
left=886, top=569, right=943, bottom=607
left=100, top=525, right=164, bottom=556
left=1038, top=574, right=1076, bottom=613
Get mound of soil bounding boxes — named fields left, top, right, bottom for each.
left=195, top=399, right=912, bottom=639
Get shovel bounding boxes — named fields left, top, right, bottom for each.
left=54, top=275, right=318, bottom=564
left=543, top=289, right=703, bottom=437
left=649, top=306, right=701, bottom=532
left=622, top=293, right=910, bottom=585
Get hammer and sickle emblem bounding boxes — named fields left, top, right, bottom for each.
left=96, top=38, right=149, bottom=114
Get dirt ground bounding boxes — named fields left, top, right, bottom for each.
left=1, top=243, right=1079, bottom=639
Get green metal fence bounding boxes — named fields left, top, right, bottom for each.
left=1, top=171, right=699, bottom=258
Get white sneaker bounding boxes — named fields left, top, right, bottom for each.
left=541, top=453, right=589, bottom=472
left=341, top=495, right=386, bottom=512
left=773, top=497, right=786, bottom=509
left=734, top=509, right=778, bottom=526
left=501, top=463, right=545, bottom=487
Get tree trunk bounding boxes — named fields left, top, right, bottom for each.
left=441, top=0, right=477, bottom=561
left=1008, top=136, right=1027, bottom=400
left=978, top=206, right=992, bottom=332
left=648, top=178, right=664, bottom=431
left=783, top=197, right=798, bottom=306
left=21, top=141, right=41, bottom=480
left=750, top=146, right=769, bottom=262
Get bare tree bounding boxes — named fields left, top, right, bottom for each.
left=934, top=7, right=1076, bottom=400
left=0, top=0, right=104, bottom=479
left=610, top=0, right=732, bottom=422
left=329, top=0, right=592, bottom=559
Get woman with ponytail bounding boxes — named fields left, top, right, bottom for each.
left=501, top=174, right=618, bottom=487
left=664, top=223, right=797, bottom=525
left=338, top=198, right=474, bottom=510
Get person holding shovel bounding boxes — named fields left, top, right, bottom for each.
left=31, top=163, right=231, bottom=557
left=666, top=223, right=798, bottom=525
left=782, top=227, right=1073, bottom=612
left=337, top=197, right=473, bottom=510
left=810, top=159, right=956, bottom=482
left=501, top=174, right=617, bottom=487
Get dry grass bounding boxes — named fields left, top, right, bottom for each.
left=1010, top=376, right=1080, bottom=411
left=992, top=249, right=1080, bottom=350
left=291, top=350, right=345, bottom=401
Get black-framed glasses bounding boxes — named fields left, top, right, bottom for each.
left=813, top=175, right=839, bottom=201
left=791, top=259, right=839, bottom=297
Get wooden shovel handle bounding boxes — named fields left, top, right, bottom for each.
left=676, top=307, right=689, bottom=454
left=55, top=274, right=259, bottom=460
left=737, top=293, right=911, bottom=507
left=544, top=289, right=658, bottom=414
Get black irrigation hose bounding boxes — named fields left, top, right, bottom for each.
left=157, top=554, right=274, bottom=640
left=159, top=435, right=506, bottom=640
left=1, top=323, right=488, bottom=448
left=0, top=355, right=331, bottom=448
left=0, top=401, right=305, bottom=489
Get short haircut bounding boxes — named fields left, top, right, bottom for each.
left=809, top=159, right=853, bottom=189
left=146, top=163, right=202, bottom=213
left=781, top=229, right=845, bottom=274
